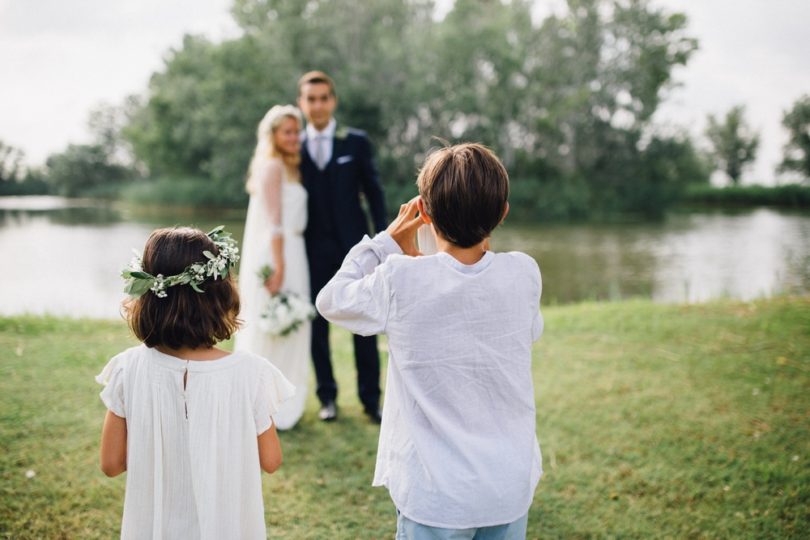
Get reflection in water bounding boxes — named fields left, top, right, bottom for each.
left=1, top=196, right=808, bottom=317
left=493, top=209, right=810, bottom=305
left=0, top=197, right=246, bottom=319
left=648, top=210, right=810, bottom=302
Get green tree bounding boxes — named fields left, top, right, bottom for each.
left=778, top=94, right=810, bottom=181
left=45, top=144, right=130, bottom=197
left=0, top=140, right=50, bottom=195
left=0, top=140, right=25, bottom=183
left=705, top=105, right=759, bottom=185
left=123, top=34, right=296, bottom=203
left=515, top=0, right=698, bottom=215
left=88, top=101, right=138, bottom=168
left=121, top=0, right=700, bottom=216
left=231, top=0, right=433, bottom=198
left=44, top=103, right=138, bottom=197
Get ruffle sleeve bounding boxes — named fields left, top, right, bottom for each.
left=253, top=358, right=296, bottom=435
left=95, top=354, right=126, bottom=418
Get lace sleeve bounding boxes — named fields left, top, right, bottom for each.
left=256, top=159, right=284, bottom=237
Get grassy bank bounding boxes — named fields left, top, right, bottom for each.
left=1, top=298, right=808, bottom=538
left=119, top=177, right=247, bottom=208
left=683, top=184, right=810, bottom=209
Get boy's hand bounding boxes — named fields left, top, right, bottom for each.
left=386, top=196, right=423, bottom=256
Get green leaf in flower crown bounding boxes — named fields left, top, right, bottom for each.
left=190, top=281, right=205, bottom=293
left=207, top=225, right=224, bottom=237
left=202, top=250, right=215, bottom=260
left=125, top=278, right=153, bottom=297
left=129, top=271, right=154, bottom=280
left=166, top=275, right=184, bottom=287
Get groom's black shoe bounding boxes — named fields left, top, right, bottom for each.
left=364, top=406, right=382, bottom=425
left=318, top=401, right=338, bottom=422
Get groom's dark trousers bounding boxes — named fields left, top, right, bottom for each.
left=301, top=126, right=387, bottom=412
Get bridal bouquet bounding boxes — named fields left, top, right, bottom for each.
left=257, top=265, right=316, bottom=337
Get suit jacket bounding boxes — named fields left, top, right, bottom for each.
left=301, top=125, right=387, bottom=257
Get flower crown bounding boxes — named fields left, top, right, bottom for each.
left=122, top=226, right=240, bottom=299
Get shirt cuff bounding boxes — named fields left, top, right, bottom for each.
left=374, top=231, right=403, bottom=258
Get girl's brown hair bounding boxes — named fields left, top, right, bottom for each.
left=123, top=227, right=240, bottom=349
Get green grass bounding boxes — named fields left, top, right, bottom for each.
left=1, top=298, right=808, bottom=539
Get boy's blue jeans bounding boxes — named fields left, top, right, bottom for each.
left=395, top=509, right=528, bottom=540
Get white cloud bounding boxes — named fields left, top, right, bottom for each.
left=653, top=0, right=810, bottom=183
left=0, top=0, right=238, bottom=163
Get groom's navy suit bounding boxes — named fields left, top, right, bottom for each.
left=301, top=125, right=387, bottom=412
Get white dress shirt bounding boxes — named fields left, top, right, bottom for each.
left=306, top=118, right=336, bottom=170
left=316, top=232, right=544, bottom=529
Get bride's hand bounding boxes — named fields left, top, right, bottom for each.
left=265, top=264, right=284, bottom=295
left=386, top=196, right=424, bottom=257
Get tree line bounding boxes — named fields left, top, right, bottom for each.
left=3, top=0, right=809, bottom=219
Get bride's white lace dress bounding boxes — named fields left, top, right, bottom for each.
left=235, top=158, right=310, bottom=430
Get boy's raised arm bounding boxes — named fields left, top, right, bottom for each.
left=315, top=232, right=401, bottom=336
left=316, top=197, right=423, bottom=335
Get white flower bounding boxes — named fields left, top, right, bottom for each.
left=259, top=290, right=316, bottom=336
left=150, top=274, right=168, bottom=298
left=129, top=249, right=144, bottom=272
left=122, top=225, right=240, bottom=299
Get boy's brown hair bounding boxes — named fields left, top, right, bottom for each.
left=297, top=70, right=336, bottom=97
left=123, top=227, right=240, bottom=349
left=417, top=143, right=509, bottom=248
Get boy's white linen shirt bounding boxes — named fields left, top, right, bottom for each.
left=316, top=232, right=544, bottom=529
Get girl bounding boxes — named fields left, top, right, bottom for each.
left=97, top=225, right=294, bottom=539
left=236, top=104, right=311, bottom=430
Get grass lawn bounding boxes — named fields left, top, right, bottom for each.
left=1, top=297, right=808, bottom=539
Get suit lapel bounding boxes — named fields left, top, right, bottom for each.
left=327, top=134, right=347, bottom=173
left=326, top=125, right=348, bottom=170
left=300, top=133, right=317, bottom=190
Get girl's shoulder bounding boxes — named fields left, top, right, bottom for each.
left=95, top=344, right=148, bottom=385
left=232, top=350, right=294, bottom=385
left=230, top=350, right=286, bottom=377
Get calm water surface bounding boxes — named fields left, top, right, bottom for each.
left=1, top=196, right=808, bottom=318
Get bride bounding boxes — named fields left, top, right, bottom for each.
left=236, top=105, right=310, bottom=430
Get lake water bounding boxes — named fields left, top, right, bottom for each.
left=1, top=196, right=808, bottom=318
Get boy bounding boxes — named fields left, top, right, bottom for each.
left=316, top=143, right=543, bottom=537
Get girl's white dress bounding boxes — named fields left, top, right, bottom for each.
left=96, top=344, right=295, bottom=540
left=235, top=157, right=311, bottom=429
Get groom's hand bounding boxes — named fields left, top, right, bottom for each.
left=386, top=196, right=423, bottom=257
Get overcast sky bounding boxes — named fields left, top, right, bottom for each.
left=2, top=0, right=808, bottom=184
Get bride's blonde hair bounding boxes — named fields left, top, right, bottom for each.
left=246, top=105, right=302, bottom=193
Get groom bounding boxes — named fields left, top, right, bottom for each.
left=297, top=71, right=387, bottom=423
